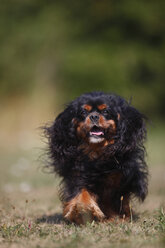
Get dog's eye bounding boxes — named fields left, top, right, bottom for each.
left=102, top=109, right=108, bottom=114
left=81, top=109, right=87, bottom=115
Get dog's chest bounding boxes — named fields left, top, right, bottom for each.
left=103, top=172, right=123, bottom=188
left=92, top=171, right=123, bottom=195
left=98, top=172, right=123, bottom=202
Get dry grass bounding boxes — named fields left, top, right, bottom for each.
left=0, top=185, right=164, bottom=248
left=0, top=123, right=165, bottom=248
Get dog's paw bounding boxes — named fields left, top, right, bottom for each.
left=63, top=189, right=105, bottom=224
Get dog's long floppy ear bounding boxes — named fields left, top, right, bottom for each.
left=49, top=104, right=77, bottom=144
left=45, top=103, right=78, bottom=173
left=117, top=104, right=146, bottom=152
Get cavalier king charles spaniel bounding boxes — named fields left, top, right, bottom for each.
left=45, top=92, right=148, bottom=224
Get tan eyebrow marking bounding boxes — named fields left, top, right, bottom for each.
left=83, top=104, right=92, bottom=111
left=97, top=104, right=107, bottom=110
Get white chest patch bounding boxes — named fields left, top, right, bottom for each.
left=89, top=137, right=105, bottom=143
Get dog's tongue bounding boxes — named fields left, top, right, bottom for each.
left=90, top=131, right=104, bottom=136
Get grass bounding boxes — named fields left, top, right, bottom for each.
left=0, top=125, right=165, bottom=248
left=0, top=205, right=165, bottom=248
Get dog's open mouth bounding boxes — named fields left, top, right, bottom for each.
left=89, top=126, right=104, bottom=137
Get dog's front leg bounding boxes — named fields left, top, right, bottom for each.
left=63, top=189, right=105, bottom=224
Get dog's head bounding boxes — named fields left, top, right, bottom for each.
left=46, top=92, right=146, bottom=159
left=73, top=94, right=118, bottom=146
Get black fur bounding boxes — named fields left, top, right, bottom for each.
left=44, top=92, right=148, bottom=211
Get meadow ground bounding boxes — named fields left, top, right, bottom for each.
left=0, top=125, right=165, bottom=248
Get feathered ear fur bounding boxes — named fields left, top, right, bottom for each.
left=49, top=105, right=77, bottom=144
left=117, top=104, right=146, bottom=152
left=44, top=104, right=78, bottom=175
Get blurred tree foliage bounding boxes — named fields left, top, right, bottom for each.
left=0, top=0, right=164, bottom=118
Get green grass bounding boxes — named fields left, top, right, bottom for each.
left=0, top=207, right=165, bottom=248
left=0, top=126, right=165, bottom=248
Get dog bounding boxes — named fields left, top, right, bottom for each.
left=45, top=92, right=148, bottom=224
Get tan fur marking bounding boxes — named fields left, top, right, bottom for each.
left=107, top=119, right=116, bottom=130
left=76, top=113, right=117, bottom=159
left=99, top=117, right=116, bottom=130
left=76, top=118, right=91, bottom=140
left=63, top=189, right=105, bottom=224
left=97, top=104, right=107, bottom=110
left=83, top=104, right=92, bottom=112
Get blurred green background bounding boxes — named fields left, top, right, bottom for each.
left=0, top=0, right=164, bottom=193
left=0, top=0, right=165, bottom=114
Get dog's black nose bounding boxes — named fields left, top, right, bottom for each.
left=90, top=114, right=99, bottom=123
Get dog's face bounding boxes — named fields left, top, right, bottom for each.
left=47, top=92, right=146, bottom=158
left=75, top=100, right=118, bottom=145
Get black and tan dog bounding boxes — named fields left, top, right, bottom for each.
left=45, top=92, right=148, bottom=224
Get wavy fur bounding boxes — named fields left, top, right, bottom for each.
left=44, top=92, right=148, bottom=221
